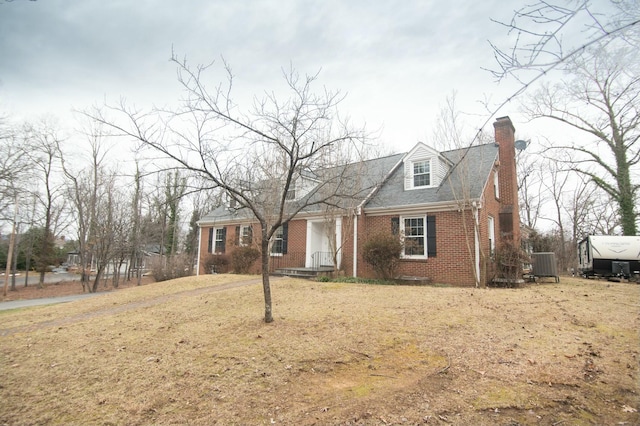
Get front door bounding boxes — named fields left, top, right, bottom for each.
left=305, top=219, right=341, bottom=268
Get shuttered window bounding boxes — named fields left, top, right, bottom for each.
left=392, top=215, right=436, bottom=259
left=271, top=223, right=288, bottom=255
left=235, top=225, right=253, bottom=246
left=214, top=228, right=226, bottom=253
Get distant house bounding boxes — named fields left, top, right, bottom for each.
left=197, top=116, right=522, bottom=286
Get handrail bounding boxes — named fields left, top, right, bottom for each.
left=311, top=251, right=333, bottom=269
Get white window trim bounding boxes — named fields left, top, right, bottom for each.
left=400, top=215, right=428, bottom=259
left=408, top=158, right=435, bottom=190
left=214, top=228, right=225, bottom=254
left=494, top=169, right=500, bottom=199
left=239, top=225, right=251, bottom=246
left=488, top=215, right=495, bottom=256
left=285, top=180, right=297, bottom=201
left=270, top=227, right=284, bottom=256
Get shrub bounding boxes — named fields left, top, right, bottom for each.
left=490, top=241, right=528, bottom=287
left=231, top=246, right=260, bottom=274
left=150, top=254, right=193, bottom=282
left=362, top=232, right=403, bottom=280
left=203, top=254, right=230, bottom=274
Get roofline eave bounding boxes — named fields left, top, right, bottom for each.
left=363, top=197, right=483, bottom=217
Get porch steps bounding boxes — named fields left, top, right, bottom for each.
left=274, top=267, right=334, bottom=278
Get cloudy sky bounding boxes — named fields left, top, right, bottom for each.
left=0, top=0, right=576, bottom=153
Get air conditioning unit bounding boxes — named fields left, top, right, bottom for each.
left=531, top=252, right=559, bottom=283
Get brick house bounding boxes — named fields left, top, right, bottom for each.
left=197, top=116, right=521, bottom=286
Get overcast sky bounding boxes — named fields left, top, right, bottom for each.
left=0, top=0, right=576, bottom=153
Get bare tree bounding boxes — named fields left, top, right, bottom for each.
left=523, top=47, right=639, bottom=235
left=430, top=95, right=489, bottom=287
left=126, top=164, right=144, bottom=284
left=535, top=155, right=608, bottom=272
left=487, top=2, right=639, bottom=236
left=88, top=57, right=367, bottom=323
left=88, top=172, right=120, bottom=292
left=516, top=143, right=544, bottom=230
left=163, top=171, right=187, bottom=255
left=586, top=189, right=621, bottom=235
left=319, top=142, right=379, bottom=273
left=110, top=186, right=134, bottom=288
left=488, top=0, right=639, bottom=83
left=60, top=123, right=122, bottom=292
left=1, top=117, right=29, bottom=296
left=0, top=118, right=28, bottom=222
left=183, top=185, right=217, bottom=274
left=23, top=121, right=66, bottom=288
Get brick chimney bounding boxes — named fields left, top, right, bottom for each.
left=493, top=116, right=521, bottom=245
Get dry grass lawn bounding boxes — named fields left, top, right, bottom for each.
left=0, top=274, right=638, bottom=425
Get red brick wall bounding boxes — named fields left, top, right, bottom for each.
left=357, top=212, right=478, bottom=286
left=198, top=220, right=310, bottom=275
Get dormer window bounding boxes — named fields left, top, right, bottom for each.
left=285, top=181, right=296, bottom=200
left=413, top=160, right=431, bottom=187
left=403, top=143, right=445, bottom=191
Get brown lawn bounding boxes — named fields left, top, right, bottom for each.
left=0, top=275, right=638, bottom=425
left=1, top=273, right=156, bottom=302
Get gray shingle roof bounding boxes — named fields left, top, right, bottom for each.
left=364, top=143, right=498, bottom=210
left=198, top=143, right=498, bottom=225
left=198, top=153, right=405, bottom=224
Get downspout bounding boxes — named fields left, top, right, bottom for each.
left=352, top=211, right=359, bottom=277
left=196, top=224, right=202, bottom=276
left=472, top=201, right=481, bottom=288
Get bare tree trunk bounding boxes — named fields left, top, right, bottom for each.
left=91, top=266, right=105, bottom=293
left=3, top=197, right=18, bottom=297
left=261, top=236, right=273, bottom=323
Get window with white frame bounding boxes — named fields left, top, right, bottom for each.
left=413, top=160, right=431, bottom=187
left=271, top=226, right=284, bottom=255
left=488, top=215, right=495, bottom=256
left=494, top=170, right=500, bottom=199
left=285, top=181, right=296, bottom=200
left=214, top=228, right=225, bottom=253
left=402, top=216, right=426, bottom=258
left=239, top=225, right=252, bottom=246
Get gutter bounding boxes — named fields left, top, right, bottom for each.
left=364, top=199, right=481, bottom=216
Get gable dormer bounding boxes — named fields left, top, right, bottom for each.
left=285, top=173, right=321, bottom=202
left=403, top=142, right=450, bottom=191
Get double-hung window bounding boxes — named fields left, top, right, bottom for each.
left=270, top=223, right=288, bottom=255
left=402, top=216, right=426, bottom=258
left=239, top=225, right=252, bottom=246
left=413, top=160, right=431, bottom=187
left=271, top=227, right=284, bottom=255
left=488, top=216, right=495, bottom=256
left=208, top=227, right=227, bottom=254
left=214, top=228, right=225, bottom=253
left=285, top=181, right=296, bottom=200
left=392, top=215, right=436, bottom=259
